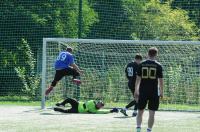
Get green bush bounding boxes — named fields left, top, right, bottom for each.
left=14, top=39, right=40, bottom=100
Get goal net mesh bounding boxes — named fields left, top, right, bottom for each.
left=43, top=38, right=200, bottom=111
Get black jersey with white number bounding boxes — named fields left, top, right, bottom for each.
left=125, top=61, right=139, bottom=82
left=137, top=60, right=163, bottom=95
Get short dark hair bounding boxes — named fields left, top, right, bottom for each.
left=135, top=54, right=143, bottom=60
left=66, top=47, right=73, bottom=53
left=148, top=47, right=158, bottom=57
left=97, top=100, right=104, bottom=106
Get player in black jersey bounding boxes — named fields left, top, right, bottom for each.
left=134, top=47, right=163, bottom=132
left=120, top=54, right=142, bottom=117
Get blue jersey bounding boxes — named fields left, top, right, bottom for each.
left=54, top=51, right=74, bottom=70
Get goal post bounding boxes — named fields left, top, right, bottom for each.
left=41, top=38, right=47, bottom=109
left=41, top=38, right=200, bottom=111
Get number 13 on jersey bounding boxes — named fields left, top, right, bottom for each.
left=142, top=67, right=157, bottom=79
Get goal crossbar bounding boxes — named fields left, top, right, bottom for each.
left=43, top=38, right=200, bottom=45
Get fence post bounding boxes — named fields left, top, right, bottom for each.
left=78, top=0, right=83, bottom=38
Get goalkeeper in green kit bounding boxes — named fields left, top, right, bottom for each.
left=54, top=97, right=119, bottom=114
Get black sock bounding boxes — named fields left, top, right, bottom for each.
left=125, top=100, right=136, bottom=109
left=134, top=103, right=137, bottom=110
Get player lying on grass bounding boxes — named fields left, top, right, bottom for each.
left=45, top=47, right=83, bottom=96
left=120, top=54, right=142, bottom=117
left=54, top=97, right=119, bottom=114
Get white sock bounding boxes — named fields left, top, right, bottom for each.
left=147, top=128, right=152, bottom=132
left=123, top=108, right=127, bottom=110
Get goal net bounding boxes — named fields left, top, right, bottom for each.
left=42, top=38, right=200, bottom=111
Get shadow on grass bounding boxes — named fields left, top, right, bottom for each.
left=23, top=108, right=42, bottom=113
left=40, top=112, right=68, bottom=115
left=114, top=116, right=132, bottom=119
left=21, top=107, right=68, bottom=115
left=22, top=108, right=70, bottom=115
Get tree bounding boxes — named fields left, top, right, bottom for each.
left=171, top=0, right=200, bottom=29
left=87, top=0, right=199, bottom=40
left=0, top=0, right=98, bottom=98
left=88, top=0, right=133, bottom=39
left=0, top=0, right=97, bottom=50
left=0, top=47, right=21, bottom=96
left=123, top=0, right=199, bottom=40
left=15, top=39, right=40, bottom=99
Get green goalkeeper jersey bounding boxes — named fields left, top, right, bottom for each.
left=78, top=100, right=110, bottom=114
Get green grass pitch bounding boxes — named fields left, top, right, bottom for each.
left=0, top=105, right=199, bottom=132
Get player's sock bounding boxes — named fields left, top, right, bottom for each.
left=45, top=86, right=53, bottom=96
left=72, top=79, right=81, bottom=85
left=136, top=127, right=141, bottom=132
left=54, top=107, right=66, bottom=113
left=55, top=103, right=65, bottom=107
left=132, top=110, right=137, bottom=117
left=120, top=108, right=128, bottom=116
left=147, top=128, right=152, bottom=132
left=120, top=108, right=127, bottom=112
left=125, top=100, right=136, bottom=109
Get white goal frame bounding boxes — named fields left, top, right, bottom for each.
left=41, top=38, right=200, bottom=109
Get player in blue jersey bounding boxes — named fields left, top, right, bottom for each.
left=45, top=47, right=83, bottom=96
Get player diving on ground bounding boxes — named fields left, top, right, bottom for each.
left=54, top=97, right=119, bottom=114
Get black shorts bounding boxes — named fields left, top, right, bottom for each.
left=137, top=93, right=159, bottom=111
left=55, top=98, right=79, bottom=113
left=65, top=98, right=79, bottom=113
left=51, top=67, right=80, bottom=86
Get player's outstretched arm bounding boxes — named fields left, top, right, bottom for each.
left=95, top=108, right=119, bottom=114
left=70, top=63, right=84, bottom=74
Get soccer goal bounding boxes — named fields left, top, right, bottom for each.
left=41, top=38, right=200, bottom=111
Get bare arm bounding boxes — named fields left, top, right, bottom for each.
left=70, top=63, right=83, bottom=74
left=134, top=75, right=141, bottom=102
left=158, top=78, right=164, bottom=98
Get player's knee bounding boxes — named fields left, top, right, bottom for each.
left=73, top=74, right=80, bottom=79
left=138, top=110, right=144, bottom=116
left=76, top=72, right=80, bottom=76
left=51, top=81, right=58, bottom=87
